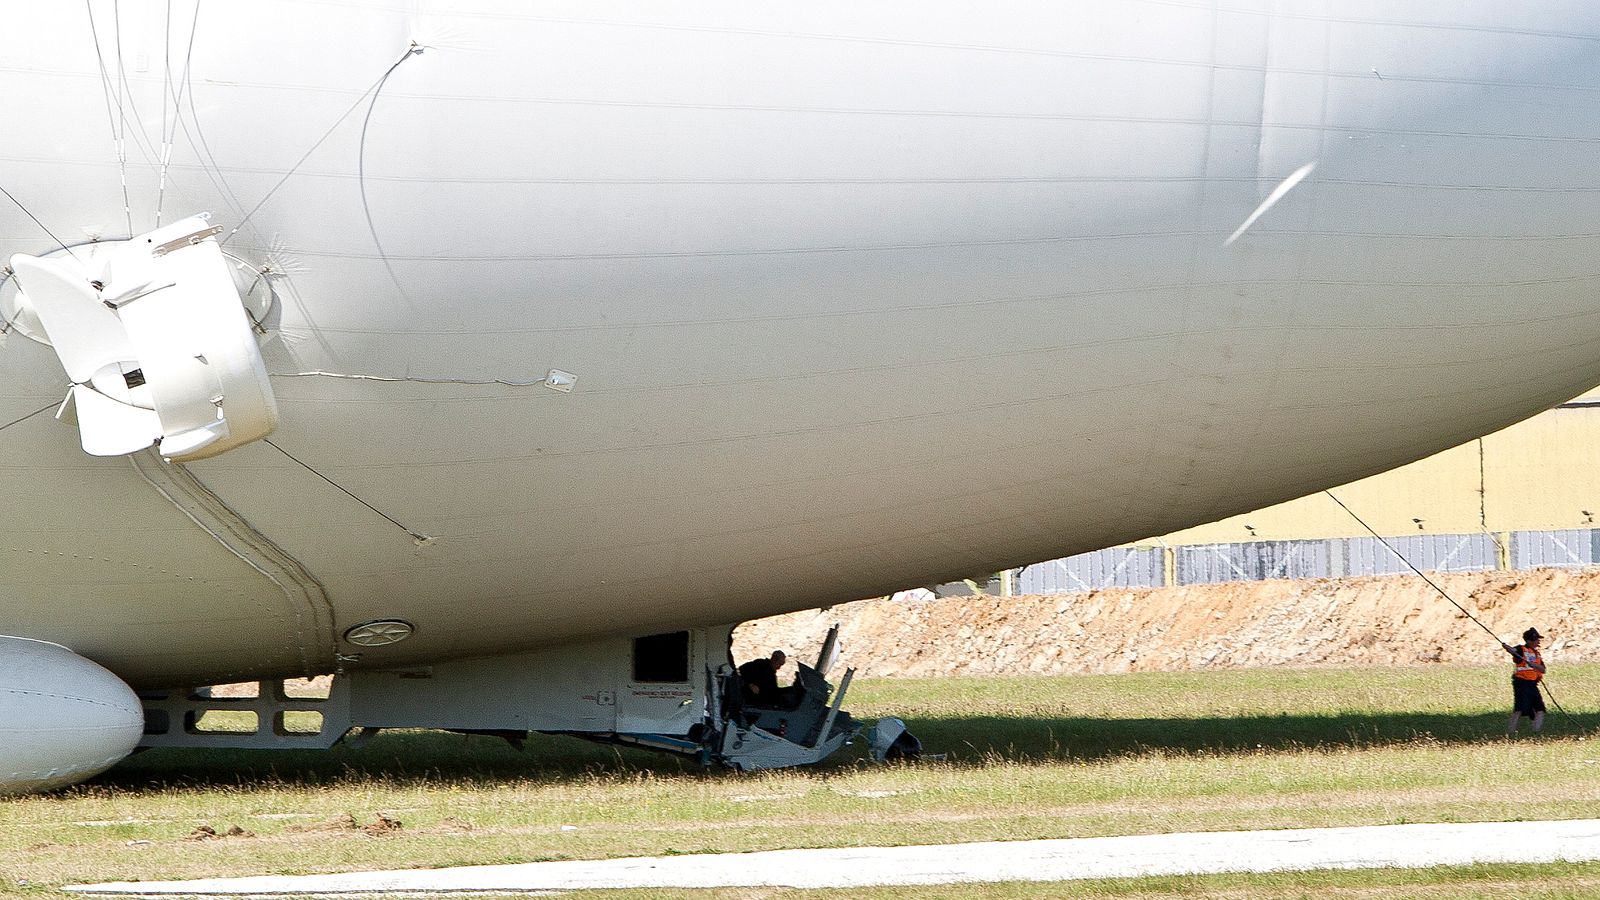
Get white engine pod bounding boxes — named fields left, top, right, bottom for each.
left=8, top=215, right=279, bottom=462
left=0, top=636, right=143, bottom=796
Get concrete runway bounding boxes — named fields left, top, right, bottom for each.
left=68, top=819, right=1600, bottom=894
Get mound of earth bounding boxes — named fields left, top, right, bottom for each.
left=734, top=568, right=1600, bottom=677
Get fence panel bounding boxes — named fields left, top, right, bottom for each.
left=1175, top=540, right=1330, bottom=585
left=1022, top=529, right=1600, bottom=596
left=1513, top=529, right=1596, bottom=569
left=1346, top=533, right=1497, bottom=575
left=1019, top=547, right=1164, bottom=594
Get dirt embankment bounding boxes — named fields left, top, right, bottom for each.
left=733, top=569, right=1600, bottom=677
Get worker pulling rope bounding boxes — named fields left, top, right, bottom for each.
left=1323, top=490, right=1567, bottom=719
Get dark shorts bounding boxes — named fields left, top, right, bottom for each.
left=1512, top=678, right=1546, bottom=715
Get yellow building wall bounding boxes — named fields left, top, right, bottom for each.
left=1145, top=387, right=1600, bottom=545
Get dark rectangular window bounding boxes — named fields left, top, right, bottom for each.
left=633, top=631, right=690, bottom=683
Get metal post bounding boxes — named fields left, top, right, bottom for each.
left=814, top=668, right=854, bottom=749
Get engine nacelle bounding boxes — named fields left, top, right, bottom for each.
left=0, top=637, right=143, bottom=795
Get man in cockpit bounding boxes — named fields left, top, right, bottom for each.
left=738, top=649, right=796, bottom=709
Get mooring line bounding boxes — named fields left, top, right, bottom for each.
left=1324, top=489, right=1501, bottom=641
left=1325, top=488, right=1568, bottom=715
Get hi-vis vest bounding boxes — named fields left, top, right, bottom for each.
left=1514, top=646, right=1544, bottom=681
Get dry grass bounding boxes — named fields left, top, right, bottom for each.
left=3, top=664, right=1598, bottom=897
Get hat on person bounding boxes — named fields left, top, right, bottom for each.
left=1524, top=627, right=1543, bottom=642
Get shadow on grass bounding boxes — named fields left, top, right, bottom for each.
left=89, top=706, right=1600, bottom=795
left=96, top=730, right=706, bottom=792
left=908, top=708, right=1600, bottom=765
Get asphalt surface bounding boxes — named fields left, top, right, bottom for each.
left=68, top=819, right=1600, bottom=894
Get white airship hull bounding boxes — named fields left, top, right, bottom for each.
left=0, top=1, right=1598, bottom=695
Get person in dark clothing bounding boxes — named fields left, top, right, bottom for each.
left=738, top=650, right=788, bottom=708
left=1503, top=627, right=1547, bottom=734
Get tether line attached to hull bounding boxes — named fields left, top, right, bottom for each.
left=1324, top=488, right=1567, bottom=715
left=0, top=182, right=78, bottom=260
left=222, top=44, right=427, bottom=249
left=0, top=402, right=58, bottom=436
left=1323, top=489, right=1500, bottom=641
left=263, top=438, right=432, bottom=546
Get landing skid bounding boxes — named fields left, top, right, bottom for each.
left=134, top=624, right=915, bottom=772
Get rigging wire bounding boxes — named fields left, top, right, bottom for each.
left=1325, top=488, right=1568, bottom=715
left=359, top=43, right=424, bottom=302
left=222, top=45, right=426, bottom=249
left=271, top=370, right=545, bottom=387
left=180, top=72, right=248, bottom=224
left=160, top=1, right=169, bottom=156
left=263, top=438, right=431, bottom=544
left=86, top=0, right=179, bottom=232
left=0, top=183, right=80, bottom=260
left=85, top=0, right=133, bottom=236
left=0, top=402, right=59, bottom=436
left=155, top=0, right=173, bottom=226
left=84, top=1, right=123, bottom=155
left=112, top=0, right=133, bottom=235
left=169, top=2, right=251, bottom=229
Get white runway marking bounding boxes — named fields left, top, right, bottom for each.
left=68, top=819, right=1600, bottom=895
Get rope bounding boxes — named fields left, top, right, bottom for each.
left=1324, top=490, right=1501, bottom=640
left=1542, top=679, right=1569, bottom=715
left=1326, top=488, right=1569, bottom=719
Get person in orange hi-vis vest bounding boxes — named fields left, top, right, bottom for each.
left=1503, top=627, right=1547, bottom=735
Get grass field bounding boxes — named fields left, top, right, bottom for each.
left=4, top=664, right=1600, bottom=898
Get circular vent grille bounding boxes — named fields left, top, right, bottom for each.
left=343, top=619, right=415, bottom=647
